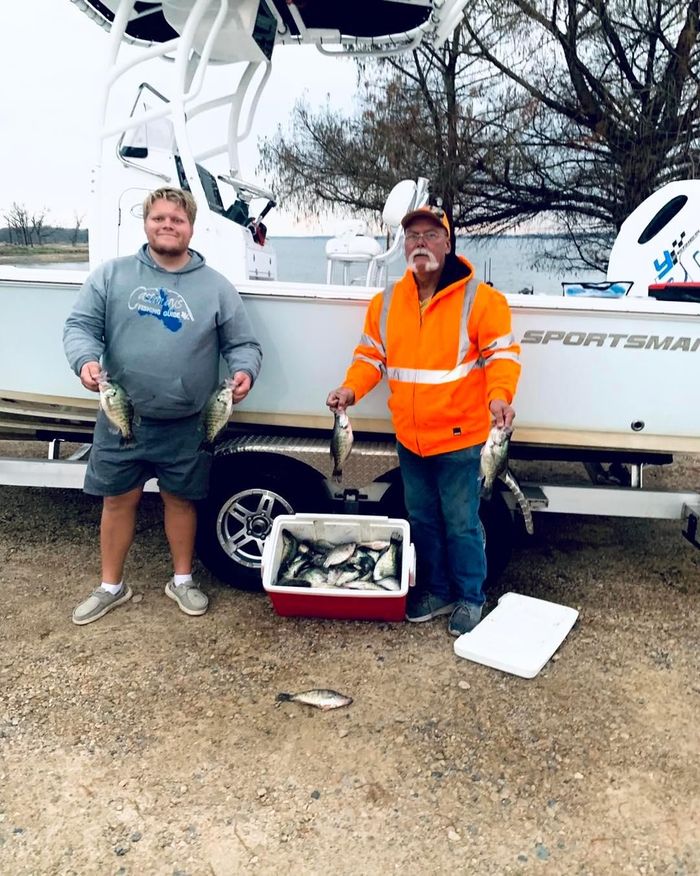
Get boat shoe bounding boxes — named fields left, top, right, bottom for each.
left=448, top=602, right=483, bottom=637
left=165, top=578, right=209, bottom=616
left=406, top=592, right=456, bottom=623
left=72, top=584, right=133, bottom=625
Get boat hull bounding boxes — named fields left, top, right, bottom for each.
left=2, top=268, right=700, bottom=453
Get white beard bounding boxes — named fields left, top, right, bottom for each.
left=408, top=248, right=440, bottom=273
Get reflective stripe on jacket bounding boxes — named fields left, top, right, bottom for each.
left=343, top=256, right=521, bottom=457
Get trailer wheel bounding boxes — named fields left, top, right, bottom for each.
left=376, top=468, right=514, bottom=585
left=196, top=454, right=328, bottom=591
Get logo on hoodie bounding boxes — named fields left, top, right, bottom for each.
left=128, top=286, right=194, bottom=332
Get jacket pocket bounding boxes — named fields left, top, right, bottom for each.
left=123, top=370, right=197, bottom=418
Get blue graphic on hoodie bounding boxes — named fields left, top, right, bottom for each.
left=128, top=286, right=194, bottom=332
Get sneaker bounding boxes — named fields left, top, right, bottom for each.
left=165, top=578, right=208, bottom=616
left=72, top=584, right=133, bottom=626
left=448, top=602, right=483, bottom=637
left=406, top=592, right=456, bottom=623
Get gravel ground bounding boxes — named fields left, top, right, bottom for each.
left=1, top=443, right=699, bottom=875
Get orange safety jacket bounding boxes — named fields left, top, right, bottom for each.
left=343, top=256, right=521, bottom=457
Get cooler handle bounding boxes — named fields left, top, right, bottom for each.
left=286, top=513, right=392, bottom=523
left=407, top=543, right=416, bottom=588
left=260, top=532, right=275, bottom=585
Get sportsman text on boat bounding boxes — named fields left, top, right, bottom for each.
left=521, top=330, right=700, bottom=351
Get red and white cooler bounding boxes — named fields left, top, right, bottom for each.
left=261, top=514, right=414, bottom=622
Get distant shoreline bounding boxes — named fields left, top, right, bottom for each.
left=0, top=244, right=89, bottom=265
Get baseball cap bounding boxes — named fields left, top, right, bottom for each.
left=401, top=206, right=450, bottom=239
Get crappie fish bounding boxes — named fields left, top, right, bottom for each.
left=201, top=378, right=234, bottom=446
left=273, top=533, right=405, bottom=591
left=359, top=540, right=389, bottom=551
left=375, top=576, right=401, bottom=591
left=501, top=469, right=535, bottom=535
left=276, top=577, right=312, bottom=588
left=348, top=580, right=387, bottom=591
left=480, top=425, right=534, bottom=535
left=373, top=534, right=401, bottom=581
left=275, top=689, right=353, bottom=711
left=97, top=371, right=134, bottom=445
left=298, top=567, right=329, bottom=588
left=328, top=567, right=361, bottom=587
left=323, top=542, right=357, bottom=568
left=480, top=425, right=512, bottom=498
left=330, top=410, right=353, bottom=482
left=279, top=531, right=298, bottom=575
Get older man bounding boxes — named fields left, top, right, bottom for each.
left=64, top=187, right=262, bottom=625
left=327, top=206, right=521, bottom=635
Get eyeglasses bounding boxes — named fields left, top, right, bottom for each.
left=405, top=230, right=445, bottom=244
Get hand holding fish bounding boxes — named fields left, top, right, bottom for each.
left=331, top=409, right=354, bottom=482
left=79, top=360, right=103, bottom=392
left=326, top=386, right=355, bottom=412
left=489, top=398, right=515, bottom=429
left=201, top=378, right=235, bottom=447
left=230, top=371, right=252, bottom=404
left=96, top=369, right=135, bottom=444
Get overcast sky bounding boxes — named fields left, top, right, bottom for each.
left=0, top=1, right=359, bottom=233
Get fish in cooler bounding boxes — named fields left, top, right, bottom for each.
left=275, top=531, right=403, bottom=591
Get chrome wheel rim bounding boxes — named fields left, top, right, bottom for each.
left=215, top=487, right=294, bottom=569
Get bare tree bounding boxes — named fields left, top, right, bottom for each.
left=4, top=202, right=33, bottom=246
left=31, top=209, right=49, bottom=245
left=71, top=212, right=85, bottom=246
left=462, top=0, right=700, bottom=267
left=259, top=28, right=486, bottom=234
left=259, top=1, right=700, bottom=270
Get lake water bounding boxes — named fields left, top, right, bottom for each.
left=30, top=235, right=605, bottom=295
left=274, top=235, right=605, bottom=294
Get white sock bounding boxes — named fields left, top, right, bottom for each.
left=100, top=581, right=123, bottom=595
left=173, top=573, right=193, bottom=588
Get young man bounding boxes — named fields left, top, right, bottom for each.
left=327, top=206, right=521, bottom=635
left=64, top=187, right=262, bottom=625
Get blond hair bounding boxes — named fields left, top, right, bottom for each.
left=142, top=187, right=197, bottom=224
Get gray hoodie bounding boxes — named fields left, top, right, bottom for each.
left=63, top=245, right=262, bottom=419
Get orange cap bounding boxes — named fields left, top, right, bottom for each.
left=401, top=206, right=450, bottom=240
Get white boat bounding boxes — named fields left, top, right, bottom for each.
left=2, top=0, right=700, bottom=453
left=3, top=264, right=700, bottom=454
left=1, top=0, right=699, bottom=585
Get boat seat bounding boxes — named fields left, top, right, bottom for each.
left=325, top=224, right=382, bottom=284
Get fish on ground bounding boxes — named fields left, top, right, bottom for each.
left=201, top=378, right=234, bottom=447
left=275, top=689, right=353, bottom=711
left=480, top=425, right=534, bottom=535
left=97, top=370, right=134, bottom=445
left=330, top=410, right=354, bottom=482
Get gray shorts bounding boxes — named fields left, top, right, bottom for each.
left=84, top=411, right=212, bottom=500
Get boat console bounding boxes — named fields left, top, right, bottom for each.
left=67, top=0, right=469, bottom=283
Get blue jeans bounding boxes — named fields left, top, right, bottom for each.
left=397, top=442, right=486, bottom=607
